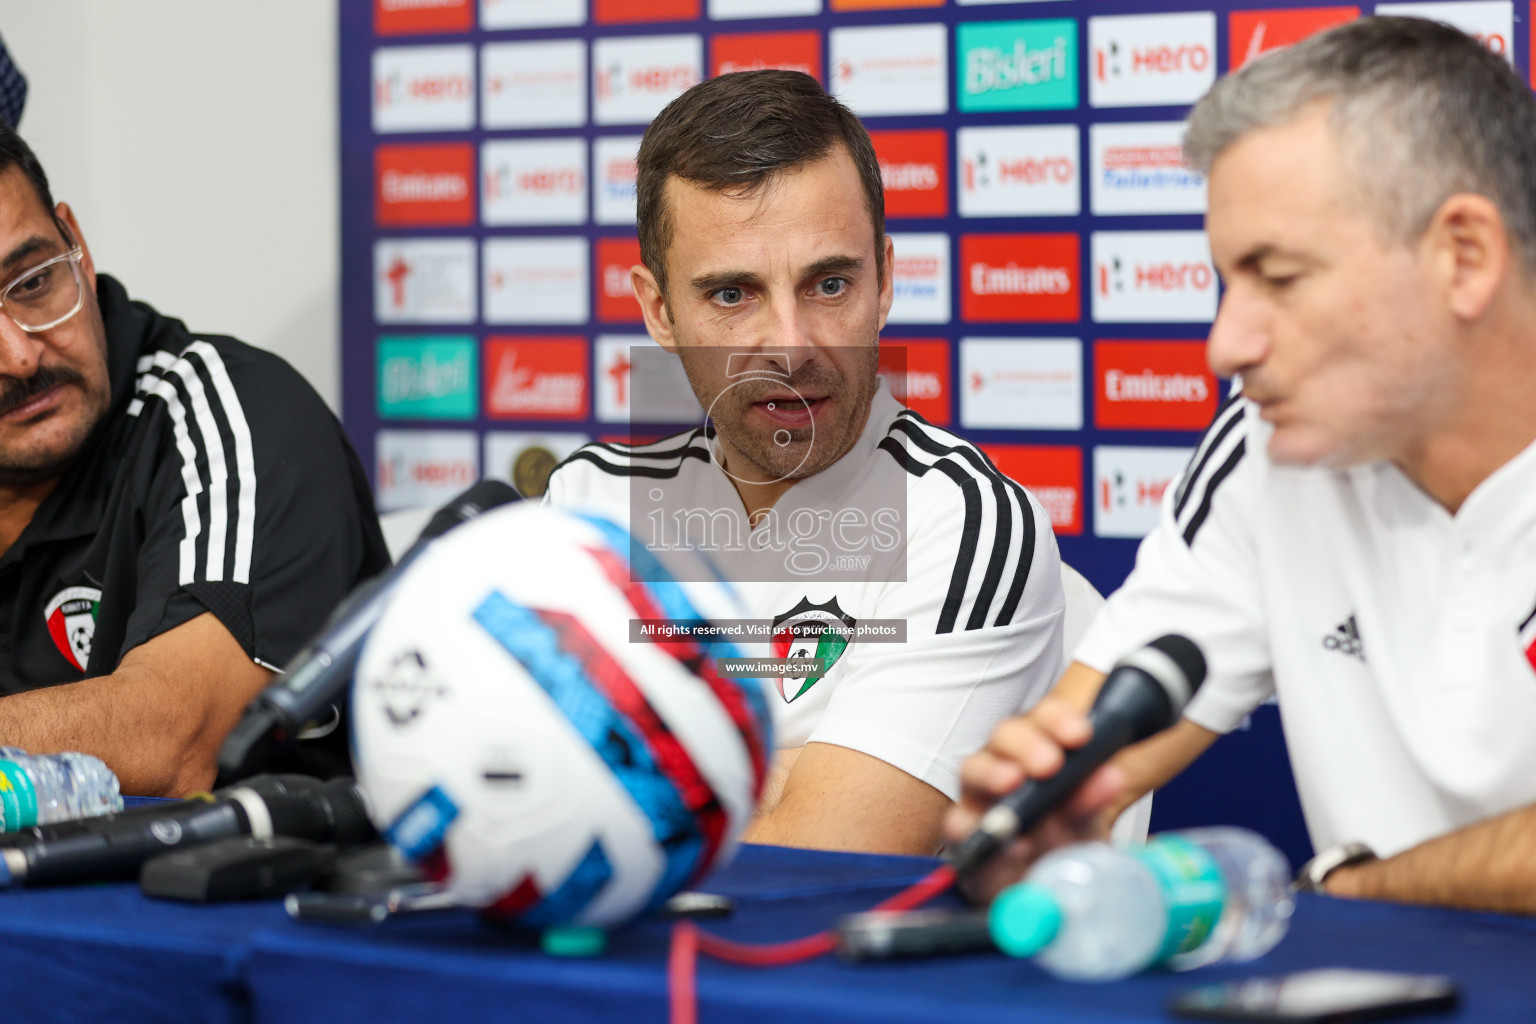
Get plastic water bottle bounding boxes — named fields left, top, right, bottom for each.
left=0, top=747, right=123, bottom=831
left=988, top=827, right=1294, bottom=981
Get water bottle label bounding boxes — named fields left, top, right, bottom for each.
left=1134, top=835, right=1227, bottom=963
left=0, top=761, right=38, bottom=830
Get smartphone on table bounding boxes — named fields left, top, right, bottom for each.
left=1169, top=968, right=1458, bottom=1022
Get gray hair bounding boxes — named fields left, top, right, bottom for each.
left=1185, top=16, right=1536, bottom=266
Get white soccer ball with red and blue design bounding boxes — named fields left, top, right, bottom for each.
left=351, top=503, right=772, bottom=928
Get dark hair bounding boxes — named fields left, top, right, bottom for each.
left=1186, top=16, right=1536, bottom=267
left=635, top=69, right=885, bottom=300
left=0, top=120, right=56, bottom=224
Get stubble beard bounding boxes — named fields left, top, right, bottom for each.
left=691, top=346, right=881, bottom=484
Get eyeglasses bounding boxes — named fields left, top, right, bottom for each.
left=1, top=247, right=86, bottom=333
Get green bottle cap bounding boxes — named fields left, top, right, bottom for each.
left=989, top=882, right=1063, bottom=958
left=541, top=925, right=608, bottom=958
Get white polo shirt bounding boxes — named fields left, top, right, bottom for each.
left=547, top=382, right=1064, bottom=800
left=1077, top=396, right=1536, bottom=857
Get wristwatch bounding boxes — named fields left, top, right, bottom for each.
left=1294, top=841, right=1376, bottom=893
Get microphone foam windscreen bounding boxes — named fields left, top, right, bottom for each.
left=1147, top=634, right=1207, bottom=697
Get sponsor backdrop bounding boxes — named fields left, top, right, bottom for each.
left=340, top=0, right=1525, bottom=863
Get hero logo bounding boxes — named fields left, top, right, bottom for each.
left=980, top=444, right=1082, bottom=535
left=1095, top=340, right=1217, bottom=430
left=878, top=340, right=951, bottom=426
left=960, top=337, right=1083, bottom=431
left=372, top=46, right=475, bottom=133
left=1228, top=8, right=1359, bottom=70
left=1093, top=445, right=1193, bottom=539
left=485, top=338, right=589, bottom=420
left=887, top=233, right=951, bottom=325
left=870, top=130, right=948, bottom=218
left=482, top=237, right=589, bottom=325
left=1088, top=13, right=1216, bottom=108
left=374, top=238, right=476, bottom=324
left=594, top=135, right=642, bottom=225
left=958, top=125, right=1080, bottom=218
left=1092, top=231, right=1217, bottom=324
left=375, top=430, right=479, bottom=513
left=375, top=143, right=474, bottom=227
left=482, top=41, right=586, bottom=130
left=1375, top=3, right=1512, bottom=63
left=1090, top=122, right=1205, bottom=216
left=829, top=23, right=948, bottom=117
left=961, top=233, right=1080, bottom=323
left=711, top=30, right=822, bottom=80
left=482, top=139, right=588, bottom=226
left=593, top=35, right=703, bottom=125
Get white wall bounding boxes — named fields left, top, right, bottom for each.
left=0, top=0, right=342, bottom=410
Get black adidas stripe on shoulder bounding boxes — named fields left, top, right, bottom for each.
left=552, top=428, right=711, bottom=480
left=879, top=411, right=1040, bottom=634
left=1172, top=394, right=1248, bottom=547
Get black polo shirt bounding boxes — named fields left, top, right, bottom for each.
left=0, top=275, right=389, bottom=773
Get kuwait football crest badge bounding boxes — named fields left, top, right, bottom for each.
left=771, top=597, right=855, bottom=703
left=1520, top=602, right=1536, bottom=675
left=44, top=585, right=102, bottom=672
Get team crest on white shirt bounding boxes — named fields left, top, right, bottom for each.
left=1519, top=602, right=1536, bottom=676
left=44, top=585, right=102, bottom=673
left=770, top=597, right=855, bottom=703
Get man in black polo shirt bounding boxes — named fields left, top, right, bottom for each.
left=0, top=125, right=388, bottom=795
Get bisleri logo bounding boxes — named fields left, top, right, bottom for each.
left=957, top=19, right=1078, bottom=112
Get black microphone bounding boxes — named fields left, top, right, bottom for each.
left=217, top=479, right=522, bottom=779
left=0, top=775, right=375, bottom=887
left=948, top=634, right=1207, bottom=878
left=837, top=907, right=996, bottom=961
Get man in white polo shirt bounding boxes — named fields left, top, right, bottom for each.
left=948, top=16, right=1536, bottom=913
left=548, top=70, right=1064, bottom=856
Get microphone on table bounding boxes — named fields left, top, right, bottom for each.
left=948, top=634, right=1207, bottom=879
left=0, top=774, right=376, bottom=887
left=217, top=479, right=522, bottom=780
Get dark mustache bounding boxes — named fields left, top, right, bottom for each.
left=0, top=365, right=85, bottom=417
left=725, top=365, right=843, bottom=405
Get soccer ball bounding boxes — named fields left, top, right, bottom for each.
left=352, top=504, right=772, bottom=928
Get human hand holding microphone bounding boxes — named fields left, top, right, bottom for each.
left=943, top=635, right=1210, bottom=903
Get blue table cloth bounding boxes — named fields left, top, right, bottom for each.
left=0, top=841, right=1531, bottom=1023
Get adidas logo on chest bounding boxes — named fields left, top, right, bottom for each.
left=1322, top=613, right=1365, bottom=662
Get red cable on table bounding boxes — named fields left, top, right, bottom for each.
left=669, top=863, right=958, bottom=1024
